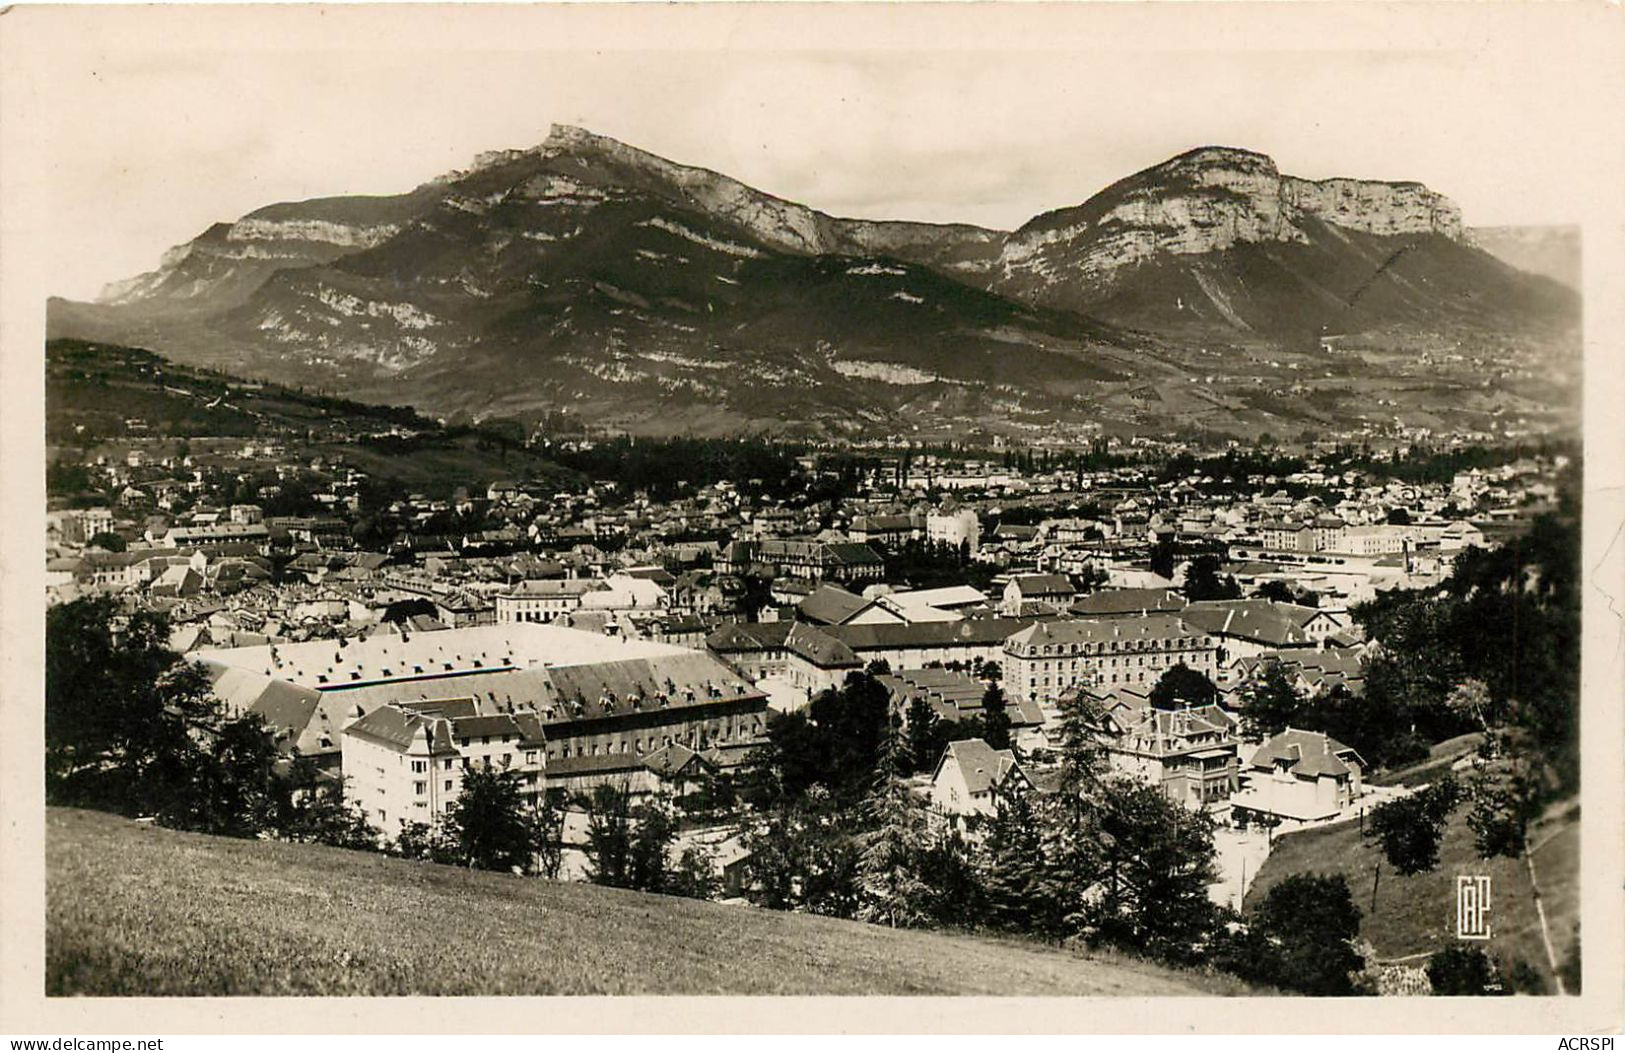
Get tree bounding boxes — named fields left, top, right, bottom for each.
left=628, top=795, right=678, bottom=893
left=978, top=785, right=1063, bottom=937
left=667, top=843, right=721, bottom=901
left=1027, top=687, right=1111, bottom=935
left=443, top=766, right=541, bottom=872
left=1183, top=554, right=1240, bottom=601
left=904, top=694, right=941, bottom=775
left=1148, top=663, right=1219, bottom=711
left=1254, top=579, right=1296, bottom=604
left=169, top=710, right=285, bottom=838
left=46, top=597, right=289, bottom=837
left=395, top=818, right=457, bottom=863
left=1149, top=539, right=1177, bottom=581
left=1242, top=873, right=1364, bottom=995
left=381, top=598, right=438, bottom=624
left=1386, top=506, right=1412, bottom=526
left=1364, top=776, right=1462, bottom=875
left=746, top=671, right=891, bottom=804
left=1241, top=660, right=1304, bottom=739
left=738, top=787, right=862, bottom=918
left=1081, top=779, right=1220, bottom=964
left=980, top=682, right=1013, bottom=751
left=277, top=759, right=380, bottom=851
left=583, top=783, right=635, bottom=887
left=856, top=772, right=938, bottom=928
left=1427, top=946, right=1502, bottom=996
left=86, top=531, right=126, bottom=552
left=1051, top=686, right=1111, bottom=797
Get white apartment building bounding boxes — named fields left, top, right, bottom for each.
left=342, top=698, right=547, bottom=840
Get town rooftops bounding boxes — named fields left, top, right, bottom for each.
left=1008, top=574, right=1076, bottom=596
left=705, top=620, right=793, bottom=653
left=825, top=617, right=1047, bottom=651
left=500, top=578, right=604, bottom=598
left=798, top=583, right=868, bottom=625
left=878, top=668, right=1046, bottom=728
left=783, top=622, right=863, bottom=669
left=344, top=705, right=460, bottom=755
left=194, top=623, right=689, bottom=692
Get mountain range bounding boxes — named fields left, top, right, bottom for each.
left=48, top=125, right=1580, bottom=440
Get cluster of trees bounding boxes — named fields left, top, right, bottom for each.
left=1239, top=661, right=1430, bottom=771
left=1320, top=439, right=1576, bottom=486
left=1364, top=776, right=1463, bottom=875
left=1148, top=546, right=1238, bottom=601
left=578, top=785, right=719, bottom=899
left=542, top=436, right=807, bottom=502
left=878, top=537, right=998, bottom=591
left=46, top=597, right=377, bottom=848
left=1353, top=509, right=1580, bottom=854
left=731, top=674, right=1372, bottom=990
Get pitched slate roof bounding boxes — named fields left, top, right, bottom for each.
left=344, top=705, right=459, bottom=757
left=1069, top=587, right=1188, bottom=618
left=1250, top=727, right=1364, bottom=778
left=1009, top=574, right=1076, bottom=596
left=877, top=668, right=1045, bottom=729
left=783, top=622, right=862, bottom=669
left=934, top=738, right=1024, bottom=795
left=705, top=620, right=793, bottom=653
left=827, top=617, right=1045, bottom=651
left=1181, top=600, right=1316, bottom=647
left=1109, top=703, right=1235, bottom=758
left=1005, top=613, right=1200, bottom=650
left=798, top=583, right=869, bottom=625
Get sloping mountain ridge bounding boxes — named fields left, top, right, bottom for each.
left=49, top=126, right=1579, bottom=438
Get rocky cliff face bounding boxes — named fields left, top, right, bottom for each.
left=994, top=147, right=1465, bottom=308
left=97, top=193, right=433, bottom=312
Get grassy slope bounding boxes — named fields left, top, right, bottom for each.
left=1243, top=799, right=1579, bottom=987
left=47, top=808, right=1256, bottom=997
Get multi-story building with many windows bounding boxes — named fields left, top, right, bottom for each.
left=1002, top=614, right=1218, bottom=708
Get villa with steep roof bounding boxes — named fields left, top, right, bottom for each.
left=1101, top=701, right=1239, bottom=811
left=1230, top=727, right=1367, bottom=822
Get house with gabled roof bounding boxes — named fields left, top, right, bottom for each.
left=1230, top=727, right=1367, bottom=822
left=929, top=738, right=1031, bottom=823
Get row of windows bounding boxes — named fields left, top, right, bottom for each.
left=1025, top=652, right=1206, bottom=672
left=1015, top=638, right=1210, bottom=657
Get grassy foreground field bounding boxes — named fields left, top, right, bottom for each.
left=47, top=808, right=1256, bottom=997
left=1244, top=799, right=1579, bottom=989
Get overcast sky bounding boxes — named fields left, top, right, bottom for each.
left=12, top=3, right=1612, bottom=301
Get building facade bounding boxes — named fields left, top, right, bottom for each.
left=1002, top=615, right=1218, bottom=706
